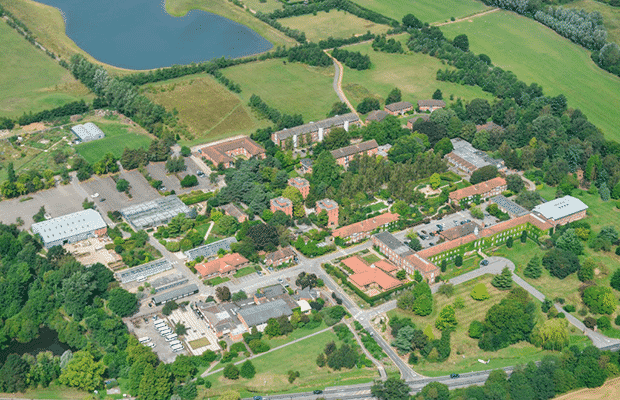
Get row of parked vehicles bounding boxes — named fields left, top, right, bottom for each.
left=140, top=317, right=185, bottom=352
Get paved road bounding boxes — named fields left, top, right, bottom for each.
left=443, top=256, right=514, bottom=288
left=324, top=50, right=359, bottom=119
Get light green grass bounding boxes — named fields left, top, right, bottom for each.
left=362, top=253, right=381, bottom=264
left=222, top=59, right=339, bottom=122
left=202, top=329, right=377, bottom=396
left=263, top=321, right=328, bottom=348
left=441, top=10, right=620, bottom=141
left=189, top=337, right=212, bottom=348
left=340, top=39, right=495, bottom=109
left=240, top=0, right=283, bottom=13
left=144, top=74, right=265, bottom=144
left=0, top=22, right=93, bottom=118
left=568, top=0, right=620, bottom=46
left=206, top=276, right=230, bottom=286
left=1, top=383, right=89, bottom=399
left=234, top=266, right=256, bottom=278
left=165, top=0, right=296, bottom=48
left=75, top=121, right=152, bottom=164
left=349, top=0, right=490, bottom=23
left=280, top=10, right=390, bottom=43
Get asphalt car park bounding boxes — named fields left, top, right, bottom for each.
left=146, top=162, right=182, bottom=193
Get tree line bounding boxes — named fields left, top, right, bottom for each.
left=332, top=48, right=371, bottom=70
left=266, top=0, right=398, bottom=26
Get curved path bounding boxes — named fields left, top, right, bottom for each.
left=434, top=8, right=500, bottom=26
left=324, top=50, right=360, bottom=120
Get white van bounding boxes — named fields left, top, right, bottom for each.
left=169, top=340, right=181, bottom=346
left=165, top=334, right=178, bottom=341
left=159, top=329, right=172, bottom=336
left=138, top=337, right=151, bottom=344
left=147, top=342, right=156, bottom=348
left=171, top=344, right=184, bottom=352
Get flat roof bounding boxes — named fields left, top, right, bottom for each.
left=184, top=237, right=237, bottom=260
left=152, top=284, right=199, bottom=304
left=116, top=258, right=172, bottom=283
left=31, top=209, right=106, bottom=244
left=120, top=196, right=194, bottom=230
left=491, top=195, right=529, bottom=216
left=273, top=113, right=359, bottom=141
left=238, top=299, right=292, bottom=327
left=532, top=195, right=588, bottom=221
left=449, top=138, right=503, bottom=170
left=372, top=231, right=412, bottom=256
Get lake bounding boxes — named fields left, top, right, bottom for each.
left=34, top=0, right=273, bottom=70
left=0, top=327, right=72, bottom=364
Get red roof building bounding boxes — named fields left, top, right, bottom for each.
left=271, top=197, right=293, bottom=217
left=288, top=177, right=310, bottom=199
left=195, top=253, right=249, bottom=278
left=342, top=256, right=402, bottom=291
left=264, top=247, right=297, bottom=267
left=332, top=212, right=399, bottom=243
left=330, top=140, right=379, bottom=168
left=449, top=177, right=507, bottom=204
left=197, top=137, right=266, bottom=168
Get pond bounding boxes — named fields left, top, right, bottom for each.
left=0, top=327, right=72, bottom=364
left=35, top=0, right=273, bottom=70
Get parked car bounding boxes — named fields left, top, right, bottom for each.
left=313, top=390, right=323, bottom=394
left=429, top=232, right=435, bottom=237
left=481, top=259, right=489, bottom=266
left=450, top=373, right=460, bottom=378
left=253, top=396, right=263, bottom=400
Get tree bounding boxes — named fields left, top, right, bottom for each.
left=397, top=291, right=415, bottom=311
left=327, top=101, right=350, bottom=117
left=453, top=34, right=469, bottom=52
left=432, top=89, right=443, bottom=100
left=582, top=285, right=616, bottom=314
left=396, top=270, right=407, bottom=280
left=162, top=300, right=179, bottom=316
left=413, top=294, right=433, bottom=316
left=239, top=360, right=256, bottom=379
left=520, top=230, right=528, bottom=243
left=58, top=350, right=105, bottom=392
left=524, top=255, right=542, bottom=279
left=506, top=174, right=525, bottom=193
left=578, top=259, right=595, bottom=282
left=392, top=325, right=416, bottom=353
left=219, top=391, right=241, bottom=400
left=419, top=381, right=450, bottom=400
left=455, top=255, right=463, bottom=267
left=506, top=236, right=514, bottom=248
left=479, top=288, right=535, bottom=351
left=386, top=88, right=402, bottom=104
left=466, top=98, right=491, bottom=124
left=357, top=97, right=381, bottom=114
left=542, top=249, right=581, bottom=279
left=7, top=162, right=16, bottom=183
left=531, top=318, right=569, bottom=350
left=435, top=305, right=457, bottom=331
left=470, top=206, right=484, bottom=220
left=175, top=323, right=187, bottom=335
left=371, top=377, right=411, bottom=400
left=316, top=353, right=326, bottom=367
left=181, top=175, right=198, bottom=188
left=408, top=237, right=422, bottom=251
left=492, top=267, right=513, bottom=290
left=180, top=146, right=191, bottom=157
left=429, top=173, right=441, bottom=189
left=166, top=156, right=186, bottom=173
left=610, top=269, right=620, bottom=291
left=265, top=318, right=281, bottom=337
left=247, top=223, right=279, bottom=251
left=116, top=178, right=130, bottom=192
left=170, top=355, right=197, bottom=380
left=556, top=229, right=584, bottom=255
left=402, top=13, right=423, bottom=29
left=0, top=354, right=29, bottom=393
left=33, top=206, right=46, bottom=222
left=216, top=286, right=231, bottom=302
left=470, top=283, right=490, bottom=300
left=470, top=165, right=498, bottom=184
left=438, top=283, right=454, bottom=297
left=468, top=320, right=485, bottom=339
left=108, top=287, right=138, bottom=317
left=296, top=272, right=319, bottom=289
left=223, top=364, right=239, bottom=380
left=433, top=137, right=453, bottom=156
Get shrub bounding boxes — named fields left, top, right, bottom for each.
left=582, top=285, right=616, bottom=314
left=470, top=283, right=490, bottom=301
left=563, top=305, right=576, bottom=313
left=468, top=320, right=484, bottom=339
left=597, top=316, right=611, bottom=330
left=615, top=315, right=620, bottom=326
left=223, top=364, right=239, bottom=380
left=584, top=316, right=597, bottom=329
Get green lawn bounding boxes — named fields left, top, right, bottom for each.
left=362, top=253, right=381, bottom=264
left=279, top=10, right=390, bottom=42
left=263, top=321, right=328, bottom=348
left=0, top=21, right=93, bottom=118
left=201, top=328, right=377, bottom=397
left=240, top=0, right=283, bottom=13
left=441, top=10, right=620, bottom=142
left=568, top=0, right=620, bottom=46
left=234, top=266, right=257, bottom=278
left=0, top=383, right=89, bottom=399
left=340, top=39, right=495, bottom=110
left=206, top=276, right=230, bottom=286
left=222, top=59, right=339, bottom=123
left=75, top=121, right=152, bottom=163
left=349, top=0, right=490, bottom=23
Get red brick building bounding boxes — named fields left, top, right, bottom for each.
left=417, top=99, right=446, bottom=112
left=288, top=177, right=310, bottom=199
left=271, top=197, right=293, bottom=217
left=195, top=253, right=249, bottom=278
left=330, top=139, right=378, bottom=168
left=448, top=177, right=507, bottom=204
left=384, top=101, right=413, bottom=116
left=316, top=198, right=339, bottom=228
left=407, top=114, right=430, bottom=129
left=342, top=256, right=401, bottom=292
left=264, top=246, right=297, bottom=267
left=197, top=136, right=265, bottom=168
left=332, top=212, right=399, bottom=244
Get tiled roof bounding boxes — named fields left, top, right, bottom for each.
left=198, top=137, right=265, bottom=164
left=288, top=177, right=309, bottom=189
left=343, top=256, right=402, bottom=290
left=449, top=177, right=506, bottom=201
left=195, top=253, right=248, bottom=277
left=440, top=221, right=480, bottom=241
left=408, top=114, right=430, bottom=125
left=385, top=101, right=413, bottom=112
left=445, top=152, right=477, bottom=172
left=406, top=254, right=439, bottom=274
left=417, top=99, right=445, bottom=108
left=373, top=259, right=398, bottom=273
left=273, top=113, right=359, bottom=142
left=264, top=247, right=296, bottom=263
left=367, top=110, right=388, bottom=122
left=330, top=140, right=378, bottom=160
left=220, top=203, right=247, bottom=219
left=332, top=212, right=399, bottom=238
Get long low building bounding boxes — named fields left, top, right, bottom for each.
left=71, top=122, right=105, bottom=142
left=116, top=258, right=172, bottom=283
left=151, top=284, right=199, bottom=306
left=532, top=195, right=588, bottom=226
left=121, top=196, right=196, bottom=231
left=332, top=212, right=399, bottom=244
left=197, top=136, right=266, bottom=168
left=237, top=299, right=293, bottom=329
left=330, top=139, right=378, bottom=168
left=184, top=237, right=237, bottom=261
left=31, top=209, right=107, bottom=248
left=449, top=177, right=507, bottom=204
left=271, top=113, right=360, bottom=148
left=150, top=273, right=189, bottom=293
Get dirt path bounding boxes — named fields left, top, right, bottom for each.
left=323, top=50, right=360, bottom=120
left=434, top=8, right=500, bottom=26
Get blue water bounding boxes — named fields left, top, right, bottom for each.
left=34, top=0, right=273, bottom=70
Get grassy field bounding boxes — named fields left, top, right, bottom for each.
left=233, top=266, right=256, bottom=278
left=556, top=377, right=620, bottom=400
left=0, top=383, right=88, bottom=399
left=240, top=0, right=283, bottom=13
left=386, top=275, right=588, bottom=376
left=280, top=10, right=390, bottom=42
left=262, top=322, right=328, bottom=348
left=568, top=0, right=620, bottom=46
left=349, top=0, right=490, bottom=23
left=0, top=22, right=93, bottom=118
left=189, top=337, right=211, bottom=349
left=144, top=74, right=265, bottom=145
left=165, top=0, right=296, bottom=48
left=222, top=59, right=339, bottom=122
left=201, top=329, right=377, bottom=397
left=75, top=120, right=152, bottom=163
left=340, top=39, right=495, bottom=109
left=441, top=11, right=620, bottom=142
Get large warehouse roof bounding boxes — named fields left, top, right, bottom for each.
left=71, top=122, right=105, bottom=142
left=533, top=196, right=588, bottom=221
left=151, top=284, right=199, bottom=305
left=121, top=196, right=194, bottom=230
left=31, top=209, right=106, bottom=244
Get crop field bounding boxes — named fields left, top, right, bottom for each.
left=340, top=39, right=494, bottom=109
left=201, top=328, right=377, bottom=397
left=144, top=74, right=264, bottom=145
left=555, top=377, right=620, bottom=400
left=75, top=120, right=152, bottom=163
left=166, top=0, right=296, bottom=48
left=222, top=59, right=339, bottom=122
left=441, top=11, right=620, bottom=141
left=0, top=22, right=93, bottom=118
left=350, top=0, right=490, bottom=24
left=568, top=0, right=620, bottom=46
left=280, top=10, right=390, bottom=42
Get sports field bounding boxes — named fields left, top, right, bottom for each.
left=222, top=59, right=339, bottom=122
left=568, top=0, right=620, bottom=45
left=350, top=0, right=490, bottom=24
left=340, top=38, right=494, bottom=108
left=441, top=11, right=620, bottom=141
left=280, top=10, right=390, bottom=42
left=0, top=22, right=92, bottom=118
left=75, top=121, right=152, bottom=163
left=145, top=74, right=265, bottom=145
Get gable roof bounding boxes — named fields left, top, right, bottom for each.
left=332, top=212, right=399, bottom=238
left=408, top=114, right=430, bottom=125
left=198, top=137, right=265, bottom=165
left=32, top=209, right=106, bottom=244
left=476, top=121, right=504, bottom=132
left=532, top=195, right=588, bottom=221
left=367, top=110, right=389, bottom=122
left=330, top=139, right=378, bottom=160
left=343, top=256, right=402, bottom=290
left=417, top=99, right=446, bottom=108
left=220, top=203, right=247, bottom=220
left=273, top=113, right=359, bottom=142
left=385, top=101, right=413, bottom=112
left=238, top=299, right=293, bottom=327
left=264, top=247, right=296, bottom=263
left=440, top=221, right=480, bottom=241
left=449, top=177, right=506, bottom=201
left=195, top=253, right=248, bottom=277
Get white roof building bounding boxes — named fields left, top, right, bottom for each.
left=532, top=196, right=588, bottom=222
left=32, top=209, right=107, bottom=248
left=71, top=122, right=105, bottom=142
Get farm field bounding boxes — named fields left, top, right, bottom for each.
left=568, top=0, right=620, bottom=46
left=350, top=0, right=490, bottom=23
left=165, top=0, right=296, bottom=48
left=441, top=11, right=620, bottom=142
left=144, top=74, right=265, bottom=145
left=201, top=328, right=377, bottom=397
left=75, top=119, right=152, bottom=163
left=340, top=39, right=494, bottom=109
left=555, top=376, right=620, bottom=400
left=386, top=275, right=589, bottom=376
left=0, top=22, right=93, bottom=118
left=280, top=10, right=390, bottom=42
left=222, top=59, right=339, bottom=123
